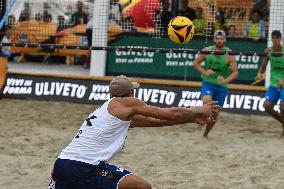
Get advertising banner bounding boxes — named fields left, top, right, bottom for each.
left=3, top=73, right=277, bottom=116
left=107, top=35, right=266, bottom=84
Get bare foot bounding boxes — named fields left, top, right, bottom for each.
left=203, top=133, right=209, bottom=138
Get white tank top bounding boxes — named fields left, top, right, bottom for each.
left=58, top=98, right=131, bottom=165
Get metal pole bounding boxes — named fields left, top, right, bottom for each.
left=89, top=0, right=110, bottom=76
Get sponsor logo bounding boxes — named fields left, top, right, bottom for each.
left=224, top=95, right=280, bottom=112
left=115, top=46, right=154, bottom=64
left=136, top=88, right=176, bottom=105
left=3, top=78, right=33, bottom=94
left=235, top=55, right=259, bottom=64
left=178, top=91, right=202, bottom=107
left=88, top=84, right=110, bottom=101
left=35, top=82, right=86, bottom=98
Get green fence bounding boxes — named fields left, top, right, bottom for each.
left=107, top=34, right=267, bottom=85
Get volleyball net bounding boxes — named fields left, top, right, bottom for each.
left=0, top=0, right=283, bottom=84
left=0, top=0, right=276, bottom=51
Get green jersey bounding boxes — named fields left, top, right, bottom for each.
left=201, top=46, right=230, bottom=88
left=269, top=46, right=284, bottom=87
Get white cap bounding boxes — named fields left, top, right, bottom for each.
left=214, top=30, right=226, bottom=37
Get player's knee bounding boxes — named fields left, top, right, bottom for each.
left=144, top=183, right=152, bottom=189
left=118, top=176, right=151, bottom=189
left=263, top=101, right=273, bottom=111
left=280, top=104, right=284, bottom=113
left=137, top=181, right=152, bottom=189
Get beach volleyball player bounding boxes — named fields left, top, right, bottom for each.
left=256, top=30, right=284, bottom=136
left=194, top=30, right=239, bottom=137
left=48, top=75, right=220, bottom=189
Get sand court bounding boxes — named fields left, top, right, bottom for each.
left=0, top=99, right=284, bottom=189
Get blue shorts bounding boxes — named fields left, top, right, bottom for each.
left=48, top=159, right=131, bottom=189
left=265, top=85, right=284, bottom=103
left=201, top=81, right=228, bottom=107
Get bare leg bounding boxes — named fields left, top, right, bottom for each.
left=203, top=112, right=218, bottom=138
left=202, top=95, right=218, bottom=138
left=263, top=101, right=282, bottom=123
left=280, top=102, right=284, bottom=136
left=118, top=175, right=152, bottom=189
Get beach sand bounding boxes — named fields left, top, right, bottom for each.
left=1, top=99, right=284, bottom=189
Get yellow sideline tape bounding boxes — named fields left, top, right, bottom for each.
left=8, top=71, right=266, bottom=92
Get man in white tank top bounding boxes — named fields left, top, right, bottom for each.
left=48, top=75, right=219, bottom=189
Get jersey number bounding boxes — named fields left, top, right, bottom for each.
left=75, top=115, right=98, bottom=139
left=86, top=115, right=97, bottom=127
left=75, top=130, right=82, bottom=138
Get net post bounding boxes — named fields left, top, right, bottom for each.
left=89, top=0, right=110, bottom=76
left=266, top=0, right=284, bottom=87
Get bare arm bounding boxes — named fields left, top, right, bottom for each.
left=130, top=106, right=215, bottom=127
left=257, top=48, right=269, bottom=78
left=193, top=54, right=207, bottom=75
left=193, top=48, right=216, bottom=76
left=110, top=98, right=219, bottom=127
left=223, top=55, right=238, bottom=83
left=277, top=78, right=284, bottom=89
left=130, top=101, right=202, bottom=122
left=194, top=47, right=212, bottom=76
left=127, top=99, right=219, bottom=127
left=130, top=115, right=178, bottom=127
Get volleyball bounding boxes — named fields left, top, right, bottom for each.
left=168, top=16, right=195, bottom=45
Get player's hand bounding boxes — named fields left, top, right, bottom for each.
left=193, top=114, right=216, bottom=126
left=217, top=76, right=227, bottom=84
left=255, top=72, right=263, bottom=80
left=192, top=101, right=220, bottom=125
left=206, top=69, right=215, bottom=76
left=202, top=101, right=220, bottom=115
left=277, top=79, right=284, bottom=89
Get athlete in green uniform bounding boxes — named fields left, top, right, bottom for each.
left=256, top=30, right=284, bottom=136
left=278, top=78, right=284, bottom=89
left=194, top=30, right=239, bottom=137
